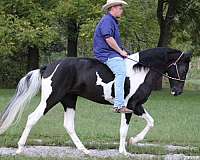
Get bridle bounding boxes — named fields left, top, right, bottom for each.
left=127, top=52, right=186, bottom=82
left=167, top=52, right=185, bottom=82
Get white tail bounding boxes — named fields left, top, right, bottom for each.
left=0, top=69, right=42, bottom=134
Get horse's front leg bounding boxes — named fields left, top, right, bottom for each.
left=119, top=113, right=132, bottom=155
left=129, top=107, right=154, bottom=145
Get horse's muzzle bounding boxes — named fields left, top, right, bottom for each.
left=171, top=90, right=182, bottom=96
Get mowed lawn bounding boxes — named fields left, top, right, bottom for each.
left=0, top=89, right=200, bottom=154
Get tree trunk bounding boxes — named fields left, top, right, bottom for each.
left=27, top=45, right=39, bottom=72
left=157, top=0, right=176, bottom=47
left=67, top=18, right=79, bottom=57
left=155, top=0, right=176, bottom=90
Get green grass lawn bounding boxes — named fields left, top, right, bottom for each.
left=0, top=89, right=200, bottom=156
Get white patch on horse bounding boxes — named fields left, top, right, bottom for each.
left=95, top=53, right=149, bottom=104
left=126, top=52, right=139, bottom=76
left=42, top=64, right=60, bottom=98
left=124, top=68, right=149, bottom=106
left=96, top=72, right=114, bottom=104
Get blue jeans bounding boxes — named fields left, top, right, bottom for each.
left=105, top=57, right=126, bottom=109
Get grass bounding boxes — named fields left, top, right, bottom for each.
left=0, top=89, right=200, bottom=156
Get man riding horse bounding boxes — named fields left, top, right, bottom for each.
left=93, top=0, right=132, bottom=113
left=0, top=0, right=192, bottom=156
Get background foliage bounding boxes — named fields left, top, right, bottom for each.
left=0, top=0, right=199, bottom=88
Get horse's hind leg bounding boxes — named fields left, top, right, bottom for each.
left=61, top=95, right=90, bottom=155
left=16, top=78, right=59, bottom=154
left=16, top=100, right=46, bottom=154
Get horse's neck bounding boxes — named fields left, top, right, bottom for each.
left=137, top=70, right=163, bottom=97
left=127, top=52, right=167, bottom=74
left=134, top=50, right=167, bottom=72
left=126, top=52, right=166, bottom=92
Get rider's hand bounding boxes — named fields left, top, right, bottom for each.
left=120, top=50, right=128, bottom=58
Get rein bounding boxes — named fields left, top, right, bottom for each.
left=127, top=52, right=185, bottom=82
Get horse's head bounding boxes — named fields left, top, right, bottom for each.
left=166, top=51, right=192, bottom=96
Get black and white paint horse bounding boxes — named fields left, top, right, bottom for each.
left=0, top=47, right=192, bottom=155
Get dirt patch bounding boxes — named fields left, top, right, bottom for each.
left=0, top=146, right=200, bottom=159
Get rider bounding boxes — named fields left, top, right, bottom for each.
left=93, top=0, right=132, bottom=113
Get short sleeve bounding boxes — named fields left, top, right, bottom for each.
left=99, top=18, right=114, bottom=39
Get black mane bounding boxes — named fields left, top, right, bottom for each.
left=138, top=47, right=181, bottom=68
left=132, top=64, right=149, bottom=71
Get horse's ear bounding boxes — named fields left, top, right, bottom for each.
left=183, top=52, right=193, bottom=61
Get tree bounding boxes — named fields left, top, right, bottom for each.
left=172, top=0, right=200, bottom=56
left=55, top=0, right=104, bottom=57
left=78, top=0, right=160, bottom=56
left=0, top=0, right=199, bottom=88
left=0, top=0, right=59, bottom=71
left=155, top=0, right=177, bottom=90
left=155, top=0, right=200, bottom=90
left=0, top=0, right=59, bottom=87
left=121, top=0, right=159, bottom=51
left=157, top=0, right=176, bottom=47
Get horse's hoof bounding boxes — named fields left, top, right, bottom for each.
left=119, top=148, right=127, bottom=156
left=16, top=148, right=22, bottom=154
left=80, top=148, right=90, bottom=155
left=16, top=145, right=24, bottom=154
left=84, top=149, right=90, bottom=155
left=119, top=150, right=128, bottom=156
left=128, top=137, right=136, bottom=145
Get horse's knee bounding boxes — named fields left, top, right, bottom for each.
left=147, top=116, right=154, bottom=128
left=149, top=119, right=154, bottom=128
left=141, top=110, right=154, bottom=129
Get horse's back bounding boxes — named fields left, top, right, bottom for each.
left=42, top=57, right=114, bottom=82
left=40, top=57, right=114, bottom=104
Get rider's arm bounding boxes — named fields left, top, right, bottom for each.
left=105, top=37, right=128, bottom=57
